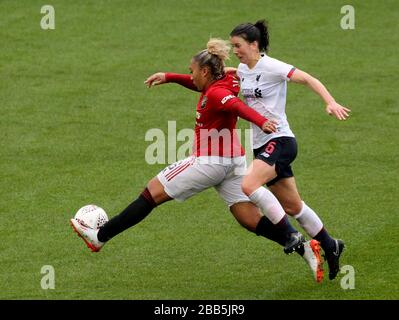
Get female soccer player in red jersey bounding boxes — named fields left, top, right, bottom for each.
left=70, top=39, right=321, bottom=280
left=229, top=20, right=351, bottom=280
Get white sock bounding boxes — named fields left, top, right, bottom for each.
left=248, top=187, right=285, bottom=224
left=294, top=201, right=323, bottom=237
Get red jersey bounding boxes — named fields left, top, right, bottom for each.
left=165, top=72, right=267, bottom=157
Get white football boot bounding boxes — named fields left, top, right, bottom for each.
left=302, top=239, right=324, bottom=283
left=70, top=218, right=105, bottom=252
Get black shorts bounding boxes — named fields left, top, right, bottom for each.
left=253, top=137, right=298, bottom=186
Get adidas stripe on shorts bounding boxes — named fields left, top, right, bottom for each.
left=157, top=155, right=249, bottom=207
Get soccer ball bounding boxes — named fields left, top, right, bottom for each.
left=74, top=205, right=109, bottom=229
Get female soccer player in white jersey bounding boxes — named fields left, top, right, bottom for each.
left=70, top=39, right=323, bottom=281
left=229, top=20, right=350, bottom=280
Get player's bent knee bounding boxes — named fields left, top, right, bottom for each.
left=283, top=203, right=302, bottom=216
left=147, top=177, right=170, bottom=204
left=241, top=179, right=258, bottom=196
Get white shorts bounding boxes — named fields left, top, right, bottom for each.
left=157, top=155, right=249, bottom=207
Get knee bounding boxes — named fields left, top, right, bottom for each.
left=283, top=202, right=303, bottom=216
left=146, top=177, right=158, bottom=194
left=241, top=179, right=258, bottom=196
left=146, top=177, right=170, bottom=204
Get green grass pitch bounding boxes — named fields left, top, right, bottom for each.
left=1, top=0, right=398, bottom=299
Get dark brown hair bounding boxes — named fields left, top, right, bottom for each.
left=230, top=19, right=270, bottom=52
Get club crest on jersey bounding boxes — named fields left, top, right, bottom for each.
left=200, top=96, right=207, bottom=109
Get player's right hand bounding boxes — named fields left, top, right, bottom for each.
left=261, top=119, right=278, bottom=133
left=144, top=72, right=166, bottom=88
left=325, top=101, right=351, bottom=120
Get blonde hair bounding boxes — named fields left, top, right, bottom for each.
left=206, top=38, right=231, bottom=61
left=193, top=38, right=231, bottom=80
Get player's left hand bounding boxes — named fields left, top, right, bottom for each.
left=326, top=102, right=351, bottom=120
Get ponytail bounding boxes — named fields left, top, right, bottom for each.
left=207, top=38, right=230, bottom=61
left=193, top=38, right=230, bottom=80
left=254, top=20, right=269, bottom=52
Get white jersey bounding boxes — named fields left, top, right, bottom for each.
left=237, top=54, right=296, bottom=149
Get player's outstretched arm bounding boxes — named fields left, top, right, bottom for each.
left=290, top=69, right=351, bottom=120
left=144, top=72, right=167, bottom=88
left=145, top=72, right=199, bottom=91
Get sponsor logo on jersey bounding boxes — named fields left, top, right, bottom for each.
left=221, top=94, right=235, bottom=104
left=242, top=88, right=262, bottom=99
left=241, top=89, right=253, bottom=98
left=260, top=152, right=270, bottom=158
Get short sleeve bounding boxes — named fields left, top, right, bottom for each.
left=266, top=57, right=296, bottom=82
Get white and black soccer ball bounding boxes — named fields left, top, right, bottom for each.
left=74, top=205, right=109, bottom=229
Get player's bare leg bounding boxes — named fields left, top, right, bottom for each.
left=268, top=177, right=302, bottom=216
left=230, top=201, right=262, bottom=232
left=146, top=177, right=173, bottom=205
